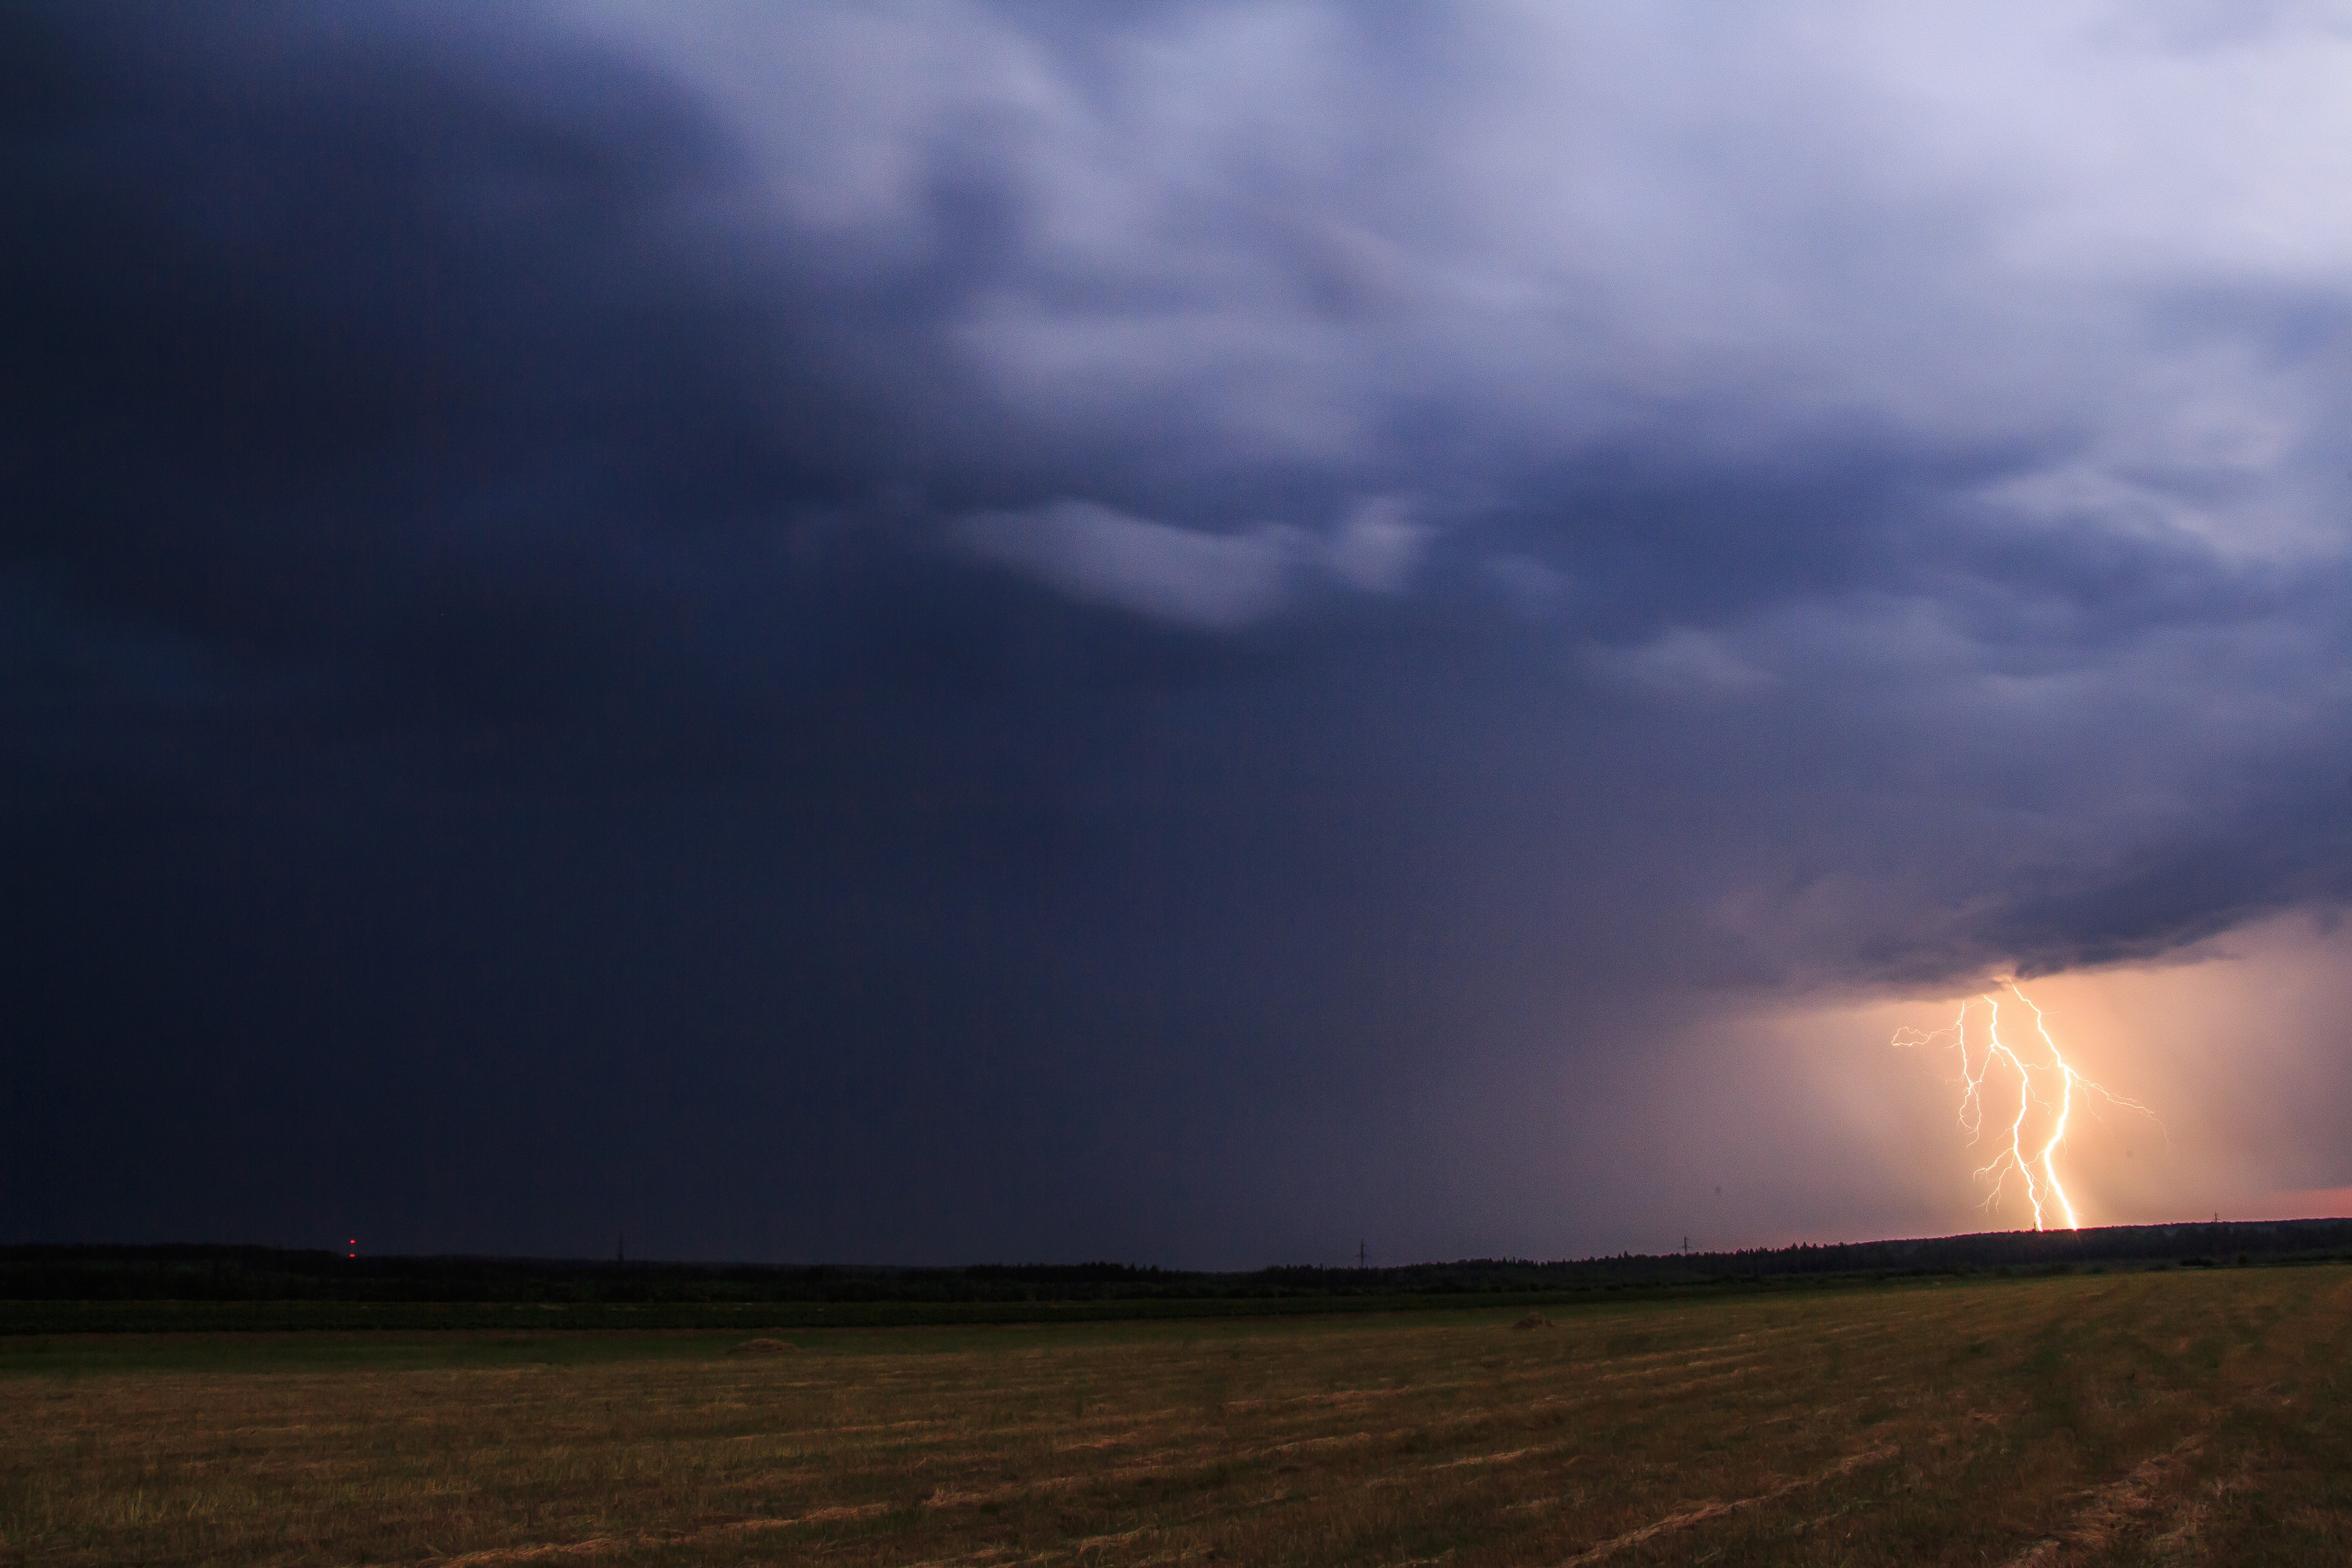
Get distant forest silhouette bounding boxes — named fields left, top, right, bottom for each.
left=8, top=1218, right=2349, bottom=1320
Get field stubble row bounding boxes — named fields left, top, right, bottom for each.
left=2, top=1266, right=2347, bottom=1566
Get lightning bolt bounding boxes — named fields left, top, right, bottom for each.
left=1892, top=981, right=2158, bottom=1232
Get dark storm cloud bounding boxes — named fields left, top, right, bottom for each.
left=6, top=2, right=2350, bottom=1261
left=8, top=9, right=748, bottom=706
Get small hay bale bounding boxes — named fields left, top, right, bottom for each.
left=729, top=1337, right=798, bottom=1354
left=1510, top=1312, right=1552, bottom=1331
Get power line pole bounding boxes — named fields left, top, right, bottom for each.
left=1358, top=1239, right=1367, bottom=1270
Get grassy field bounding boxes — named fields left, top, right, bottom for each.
left=2, top=1266, right=2346, bottom=1566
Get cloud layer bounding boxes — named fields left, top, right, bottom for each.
left=5, top=2, right=2349, bottom=1262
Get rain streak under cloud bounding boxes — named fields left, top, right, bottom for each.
left=5, top=1, right=2351, bottom=1265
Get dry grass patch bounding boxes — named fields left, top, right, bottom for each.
left=4, top=1267, right=2350, bottom=1565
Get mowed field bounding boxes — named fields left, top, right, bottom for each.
left=4, top=1267, right=2348, bottom=1566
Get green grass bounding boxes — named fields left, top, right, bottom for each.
left=4, top=1266, right=2348, bottom=1565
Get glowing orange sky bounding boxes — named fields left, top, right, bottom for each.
left=1593, top=911, right=2352, bottom=1254
left=1865, top=913, right=2352, bottom=1233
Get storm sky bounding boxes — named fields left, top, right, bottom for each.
left=7, top=2, right=2351, bottom=1265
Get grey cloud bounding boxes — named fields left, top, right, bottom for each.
left=1586, top=627, right=1777, bottom=699
left=1323, top=498, right=1428, bottom=594
left=9, top=1, right=2352, bottom=1261
left=957, top=501, right=1300, bottom=631
left=953, top=495, right=1429, bottom=632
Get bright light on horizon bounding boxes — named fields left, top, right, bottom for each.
left=1893, top=981, right=2161, bottom=1231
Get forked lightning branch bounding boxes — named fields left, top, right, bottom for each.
left=1894, top=982, right=2161, bottom=1232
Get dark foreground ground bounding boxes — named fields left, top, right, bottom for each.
left=4, top=1264, right=2348, bottom=1566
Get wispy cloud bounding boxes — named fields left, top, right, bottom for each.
left=955, top=495, right=1429, bottom=630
